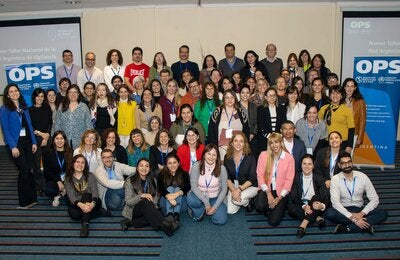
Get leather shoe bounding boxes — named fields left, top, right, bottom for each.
left=120, top=219, right=132, bottom=231
left=366, top=226, right=374, bottom=235
left=318, top=219, right=326, bottom=230
left=173, top=213, right=180, bottom=224
left=100, top=208, right=114, bottom=217
left=80, top=223, right=89, bottom=238
left=333, top=224, right=350, bottom=234
left=296, top=227, right=306, bottom=239
left=245, top=199, right=254, bottom=213
left=160, top=220, right=174, bottom=237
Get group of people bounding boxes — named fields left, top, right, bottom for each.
left=0, top=42, right=387, bottom=239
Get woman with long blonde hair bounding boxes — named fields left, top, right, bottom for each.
left=255, top=132, right=295, bottom=226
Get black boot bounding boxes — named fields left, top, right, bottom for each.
left=80, top=222, right=89, bottom=238
left=245, top=199, right=255, bottom=213
left=160, top=220, right=174, bottom=237
left=173, top=213, right=180, bottom=225
left=120, top=219, right=133, bottom=231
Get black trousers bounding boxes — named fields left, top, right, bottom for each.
left=10, top=137, right=37, bottom=207
left=45, top=180, right=60, bottom=198
left=287, top=195, right=325, bottom=224
left=32, top=135, right=45, bottom=192
left=68, top=193, right=101, bottom=223
left=131, top=199, right=164, bottom=230
left=255, top=190, right=288, bottom=226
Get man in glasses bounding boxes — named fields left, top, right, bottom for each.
left=77, top=52, right=104, bottom=91
left=326, top=151, right=387, bottom=234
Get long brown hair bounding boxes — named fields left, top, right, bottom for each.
left=199, top=144, right=222, bottom=177
left=129, top=158, right=156, bottom=196
left=159, top=154, right=186, bottom=188
left=49, top=130, right=72, bottom=170
left=323, top=131, right=343, bottom=168
left=66, top=154, right=90, bottom=185
left=127, top=128, right=149, bottom=153
left=225, top=133, right=251, bottom=160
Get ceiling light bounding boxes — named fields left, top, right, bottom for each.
left=65, top=1, right=81, bottom=4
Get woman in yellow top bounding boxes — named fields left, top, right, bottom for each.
left=318, top=85, right=355, bottom=153
left=116, top=84, right=136, bottom=148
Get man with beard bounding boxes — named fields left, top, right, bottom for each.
left=326, top=151, right=387, bottom=234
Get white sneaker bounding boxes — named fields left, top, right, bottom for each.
left=52, top=195, right=61, bottom=207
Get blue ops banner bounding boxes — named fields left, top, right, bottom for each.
left=353, top=56, right=400, bottom=168
left=5, top=62, right=57, bottom=107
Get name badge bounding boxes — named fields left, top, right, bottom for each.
left=61, top=173, right=66, bottom=182
left=170, top=114, right=176, bottom=122
left=306, top=148, right=313, bottom=155
left=175, top=134, right=185, bottom=145
left=226, top=128, right=233, bottom=139
left=234, top=180, right=239, bottom=188
left=20, top=127, right=26, bottom=137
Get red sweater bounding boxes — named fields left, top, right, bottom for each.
left=177, top=144, right=205, bottom=173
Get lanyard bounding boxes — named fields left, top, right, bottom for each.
left=84, top=151, right=94, bottom=166
left=111, top=66, right=120, bottom=76
left=234, top=156, right=244, bottom=180
left=56, top=152, right=65, bottom=172
left=63, top=65, right=73, bottom=79
left=166, top=98, right=175, bottom=113
left=330, top=153, right=337, bottom=177
left=224, top=108, right=234, bottom=128
left=227, top=57, right=237, bottom=70
left=190, top=151, right=197, bottom=165
left=143, top=179, right=149, bottom=193
left=305, top=119, right=316, bottom=146
left=105, top=165, right=115, bottom=179
left=160, top=147, right=169, bottom=165
left=179, top=62, right=188, bottom=73
left=181, top=123, right=191, bottom=133
left=206, top=99, right=214, bottom=115
left=343, top=177, right=356, bottom=201
left=205, top=175, right=213, bottom=189
left=84, top=68, right=93, bottom=82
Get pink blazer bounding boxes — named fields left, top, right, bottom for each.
left=257, top=151, right=295, bottom=197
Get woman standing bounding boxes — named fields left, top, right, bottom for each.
left=187, top=144, right=228, bottom=225
left=120, top=158, right=178, bottom=236
left=65, top=154, right=107, bottom=238
left=292, top=76, right=310, bottom=105
left=1, top=83, right=37, bottom=208
left=149, top=52, right=173, bottom=82
left=115, top=84, right=137, bottom=148
left=295, top=105, right=328, bottom=156
left=90, top=83, right=116, bottom=136
left=73, top=129, right=102, bottom=173
left=310, top=54, right=331, bottom=86
left=43, top=130, right=72, bottom=206
left=101, top=128, right=128, bottom=164
left=135, top=88, right=163, bottom=133
left=319, top=85, right=355, bottom=153
left=298, top=49, right=312, bottom=72
left=342, top=78, right=366, bottom=148
left=159, top=79, right=180, bottom=130
left=199, top=54, right=218, bottom=86
left=150, top=79, right=164, bottom=104
left=169, top=103, right=205, bottom=147
left=287, top=53, right=305, bottom=84
left=286, top=86, right=306, bottom=125
left=194, top=81, right=220, bottom=139
left=82, top=81, right=96, bottom=107
left=103, top=49, right=125, bottom=92
left=287, top=154, right=330, bottom=238
left=224, top=133, right=258, bottom=214
left=45, top=88, right=58, bottom=123
left=176, top=127, right=205, bottom=173
left=314, top=131, right=343, bottom=188
left=240, top=50, right=269, bottom=83
left=208, top=89, right=250, bottom=160
left=157, top=154, right=190, bottom=223
left=256, top=87, right=286, bottom=155
left=249, top=78, right=269, bottom=107
left=53, top=84, right=92, bottom=149
left=126, top=129, right=150, bottom=168
left=149, top=129, right=176, bottom=176
left=255, top=132, right=295, bottom=226
left=29, top=88, right=53, bottom=194
left=144, top=116, right=162, bottom=146
left=239, top=85, right=258, bottom=148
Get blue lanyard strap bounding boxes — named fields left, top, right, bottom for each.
left=84, top=68, right=93, bottom=82
left=205, top=175, right=213, bottom=189
left=56, top=152, right=65, bottom=172
left=224, top=108, right=234, bottom=128
left=343, top=177, right=356, bottom=201
left=234, top=156, right=244, bottom=180
left=63, top=64, right=73, bottom=79
left=166, top=99, right=175, bottom=113
left=305, top=120, right=316, bottom=146
left=160, top=147, right=169, bottom=165
left=206, top=99, right=214, bottom=115
left=143, top=179, right=149, bottom=193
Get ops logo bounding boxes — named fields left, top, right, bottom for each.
left=355, top=59, right=400, bottom=74
left=7, top=65, right=54, bottom=82
left=350, top=21, right=370, bottom=29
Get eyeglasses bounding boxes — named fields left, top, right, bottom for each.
left=340, top=160, right=352, bottom=166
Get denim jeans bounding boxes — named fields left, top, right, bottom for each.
left=187, top=191, right=227, bottom=225
left=325, top=206, right=388, bottom=232
left=105, top=188, right=125, bottom=210
left=159, top=186, right=188, bottom=215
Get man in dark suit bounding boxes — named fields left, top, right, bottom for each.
left=281, top=120, right=306, bottom=174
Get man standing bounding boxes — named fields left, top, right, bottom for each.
left=218, top=43, right=245, bottom=77
left=159, top=69, right=171, bottom=93
left=94, top=149, right=135, bottom=210
left=124, top=47, right=150, bottom=90
left=260, top=43, right=284, bottom=85
left=326, top=151, right=387, bottom=234
left=281, top=120, right=306, bottom=174
left=77, top=52, right=104, bottom=91
left=56, top=49, right=81, bottom=85
left=171, top=45, right=199, bottom=82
